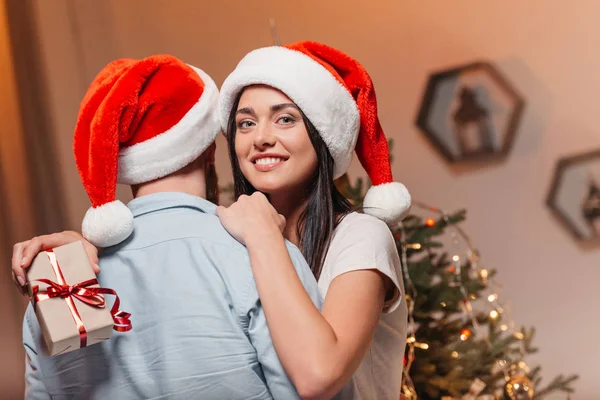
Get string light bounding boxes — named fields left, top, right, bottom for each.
left=398, top=200, right=534, bottom=398
left=514, top=332, right=525, bottom=340
left=463, top=300, right=473, bottom=313
left=460, top=328, right=472, bottom=341
left=397, top=221, right=419, bottom=397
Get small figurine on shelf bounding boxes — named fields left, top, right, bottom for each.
left=453, top=86, right=495, bottom=158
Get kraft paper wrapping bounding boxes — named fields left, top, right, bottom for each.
left=26, top=241, right=114, bottom=356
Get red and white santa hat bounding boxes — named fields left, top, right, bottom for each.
left=219, top=41, right=411, bottom=224
left=74, top=55, right=220, bottom=247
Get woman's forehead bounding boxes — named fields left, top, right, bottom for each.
left=238, top=85, right=294, bottom=107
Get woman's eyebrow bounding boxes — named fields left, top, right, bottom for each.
left=270, top=103, right=299, bottom=112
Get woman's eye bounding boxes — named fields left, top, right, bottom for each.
left=237, top=120, right=254, bottom=129
left=277, top=116, right=295, bottom=124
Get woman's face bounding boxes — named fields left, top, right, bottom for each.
left=234, top=85, right=318, bottom=196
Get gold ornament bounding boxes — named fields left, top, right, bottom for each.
left=401, top=384, right=418, bottom=400
left=503, top=374, right=534, bottom=400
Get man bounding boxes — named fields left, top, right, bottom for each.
left=14, top=55, right=321, bottom=399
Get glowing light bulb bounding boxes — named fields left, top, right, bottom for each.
left=460, top=328, right=471, bottom=341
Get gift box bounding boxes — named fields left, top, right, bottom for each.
left=26, top=241, right=131, bottom=356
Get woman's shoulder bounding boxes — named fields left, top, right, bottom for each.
left=333, top=212, right=395, bottom=245
left=323, top=214, right=404, bottom=315
left=336, top=211, right=392, bottom=233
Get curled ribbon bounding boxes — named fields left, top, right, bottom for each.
left=31, top=250, right=132, bottom=349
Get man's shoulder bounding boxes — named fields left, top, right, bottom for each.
left=114, top=207, right=247, bottom=254
left=100, top=206, right=257, bottom=305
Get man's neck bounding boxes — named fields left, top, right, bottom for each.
left=131, top=165, right=207, bottom=199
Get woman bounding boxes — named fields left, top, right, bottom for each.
left=214, top=41, right=411, bottom=399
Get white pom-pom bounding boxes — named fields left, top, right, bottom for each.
left=363, top=182, right=411, bottom=225
left=82, top=200, right=134, bottom=247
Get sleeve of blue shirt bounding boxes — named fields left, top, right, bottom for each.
left=243, top=243, right=322, bottom=400
left=22, top=306, right=51, bottom=400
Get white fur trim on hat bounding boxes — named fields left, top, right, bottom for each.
left=363, top=182, right=411, bottom=225
left=117, top=67, right=221, bottom=185
left=219, top=46, right=360, bottom=179
left=82, top=200, right=134, bottom=247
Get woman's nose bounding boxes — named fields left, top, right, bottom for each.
left=253, top=123, right=277, bottom=149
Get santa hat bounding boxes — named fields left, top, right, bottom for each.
left=74, top=55, right=220, bottom=247
left=219, top=41, right=410, bottom=224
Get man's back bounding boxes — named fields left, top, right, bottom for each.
left=23, top=192, right=322, bottom=399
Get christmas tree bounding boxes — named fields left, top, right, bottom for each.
left=334, top=171, right=578, bottom=400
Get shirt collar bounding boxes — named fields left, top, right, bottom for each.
left=126, top=192, right=217, bottom=218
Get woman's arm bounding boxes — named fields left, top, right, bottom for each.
left=217, top=193, right=390, bottom=400
left=248, top=235, right=386, bottom=399
left=11, top=231, right=99, bottom=293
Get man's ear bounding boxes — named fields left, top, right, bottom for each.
left=203, top=142, right=219, bottom=205
left=204, top=142, right=216, bottom=167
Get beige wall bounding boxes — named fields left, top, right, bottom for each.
left=14, top=0, right=600, bottom=397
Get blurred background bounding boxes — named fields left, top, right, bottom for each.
left=1, top=0, right=599, bottom=398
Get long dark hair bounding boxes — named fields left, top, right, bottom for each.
left=227, top=88, right=353, bottom=279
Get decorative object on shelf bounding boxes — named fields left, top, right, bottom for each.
left=416, top=61, right=525, bottom=163
left=547, top=149, right=600, bottom=243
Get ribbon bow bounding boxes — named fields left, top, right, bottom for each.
left=33, top=278, right=105, bottom=307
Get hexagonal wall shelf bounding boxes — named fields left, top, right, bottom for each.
left=547, top=149, right=600, bottom=242
left=416, top=61, right=525, bottom=163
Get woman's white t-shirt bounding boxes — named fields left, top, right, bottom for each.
left=317, top=212, right=408, bottom=400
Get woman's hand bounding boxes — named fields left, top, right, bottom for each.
left=11, top=231, right=99, bottom=294
left=216, top=192, right=286, bottom=246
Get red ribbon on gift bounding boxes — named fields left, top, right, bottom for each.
left=31, top=250, right=132, bottom=349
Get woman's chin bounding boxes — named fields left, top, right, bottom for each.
left=245, top=169, right=313, bottom=199
left=252, top=181, right=288, bottom=195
